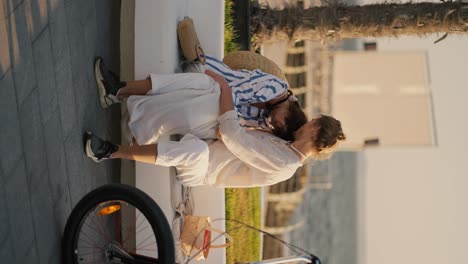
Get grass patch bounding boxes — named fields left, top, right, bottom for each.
left=225, top=188, right=262, bottom=264
left=224, top=0, right=239, bottom=54
left=224, top=2, right=260, bottom=263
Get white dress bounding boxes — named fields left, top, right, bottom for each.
left=126, top=73, right=220, bottom=145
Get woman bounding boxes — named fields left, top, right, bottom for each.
left=185, top=55, right=310, bottom=141
left=95, top=56, right=307, bottom=142
left=87, top=58, right=346, bottom=187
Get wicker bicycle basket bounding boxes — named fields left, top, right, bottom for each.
left=222, top=51, right=287, bottom=81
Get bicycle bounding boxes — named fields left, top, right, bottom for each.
left=62, top=184, right=321, bottom=264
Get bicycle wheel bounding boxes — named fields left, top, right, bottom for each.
left=62, top=184, right=175, bottom=264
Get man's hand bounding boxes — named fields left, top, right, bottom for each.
left=205, top=70, right=229, bottom=88
left=205, top=70, right=234, bottom=115
left=216, top=128, right=222, bottom=140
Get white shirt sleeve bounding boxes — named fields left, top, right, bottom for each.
left=217, top=110, right=300, bottom=175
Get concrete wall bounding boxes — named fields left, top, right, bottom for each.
left=357, top=35, right=468, bottom=264
left=332, top=51, right=435, bottom=148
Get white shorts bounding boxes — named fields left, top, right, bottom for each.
left=155, top=134, right=209, bottom=186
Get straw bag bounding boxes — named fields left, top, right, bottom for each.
left=180, top=215, right=233, bottom=261
left=177, top=17, right=206, bottom=64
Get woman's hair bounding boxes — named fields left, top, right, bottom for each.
left=310, top=115, right=346, bottom=160
left=271, top=101, right=307, bottom=141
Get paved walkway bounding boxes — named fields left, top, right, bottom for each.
left=0, top=0, right=121, bottom=263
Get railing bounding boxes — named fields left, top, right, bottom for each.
left=262, top=40, right=339, bottom=260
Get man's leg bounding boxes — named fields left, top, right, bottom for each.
left=84, top=131, right=157, bottom=164
left=111, top=144, right=158, bottom=164
left=84, top=132, right=210, bottom=186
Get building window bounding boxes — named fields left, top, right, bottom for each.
left=364, top=42, right=377, bottom=51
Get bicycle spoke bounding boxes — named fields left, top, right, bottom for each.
left=76, top=250, right=103, bottom=257
left=139, top=240, right=157, bottom=250
left=71, top=196, right=168, bottom=263
left=113, top=208, right=122, bottom=244
left=88, top=209, right=112, bottom=242
left=96, top=207, right=114, bottom=241
left=79, top=228, right=104, bottom=249
left=78, top=237, right=104, bottom=250
left=83, top=221, right=111, bottom=244
left=135, top=231, right=155, bottom=249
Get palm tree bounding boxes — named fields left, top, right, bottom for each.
left=251, top=1, right=468, bottom=47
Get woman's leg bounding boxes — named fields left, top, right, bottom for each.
left=205, top=55, right=248, bottom=83
left=117, top=79, right=152, bottom=98
left=117, top=72, right=213, bottom=98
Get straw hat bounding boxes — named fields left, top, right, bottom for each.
left=222, top=51, right=287, bottom=81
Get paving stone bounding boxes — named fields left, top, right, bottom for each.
left=48, top=1, right=76, bottom=136
left=25, top=0, right=48, bottom=41
left=29, top=170, right=60, bottom=264
left=7, top=2, right=36, bottom=105
left=47, top=0, right=64, bottom=12
left=53, top=191, right=71, bottom=234
left=18, top=88, right=48, bottom=177
left=3, top=0, right=24, bottom=19
left=0, top=170, right=12, bottom=249
left=1, top=1, right=122, bottom=260
left=19, top=240, right=39, bottom=264
left=95, top=0, right=120, bottom=66
left=47, top=247, right=61, bottom=264
left=55, top=64, right=77, bottom=137
left=64, top=0, right=88, bottom=127
left=43, top=111, right=72, bottom=202
left=64, top=128, right=90, bottom=206
left=0, top=70, right=23, bottom=175
left=3, top=160, right=37, bottom=259
left=82, top=0, right=98, bottom=55
left=0, top=233, right=15, bottom=264
left=0, top=11, right=11, bottom=77
left=0, top=0, right=5, bottom=20
left=32, top=26, right=58, bottom=122
left=80, top=98, right=100, bottom=131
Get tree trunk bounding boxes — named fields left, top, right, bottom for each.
left=252, top=2, right=468, bottom=46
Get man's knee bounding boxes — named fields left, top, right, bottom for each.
left=181, top=139, right=209, bottom=166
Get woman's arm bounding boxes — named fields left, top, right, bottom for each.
left=234, top=74, right=289, bottom=105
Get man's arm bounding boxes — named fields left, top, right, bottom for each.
left=216, top=110, right=299, bottom=174
left=205, top=69, right=234, bottom=114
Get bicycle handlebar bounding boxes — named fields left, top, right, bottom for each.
left=235, top=254, right=321, bottom=264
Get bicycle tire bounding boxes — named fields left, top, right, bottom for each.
left=62, top=184, right=175, bottom=264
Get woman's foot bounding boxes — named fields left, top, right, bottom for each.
left=84, top=131, right=118, bottom=162
left=181, top=60, right=206, bottom=73
left=94, top=57, right=126, bottom=108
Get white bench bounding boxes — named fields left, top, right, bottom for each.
left=133, top=1, right=226, bottom=263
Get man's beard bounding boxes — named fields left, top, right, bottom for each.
left=271, top=126, right=294, bottom=142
